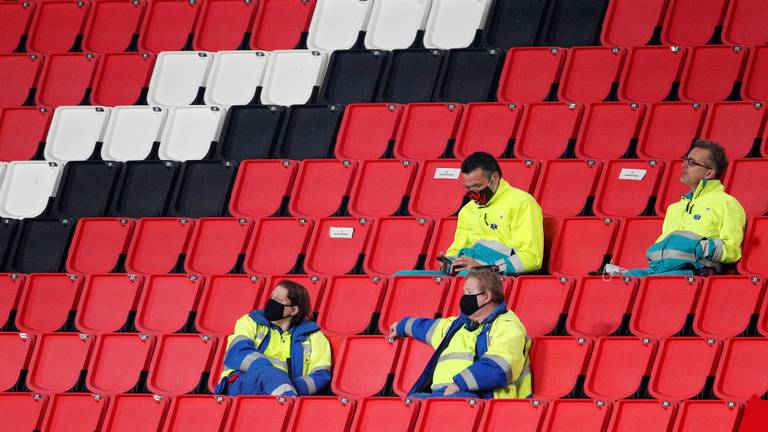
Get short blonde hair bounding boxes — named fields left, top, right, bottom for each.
left=465, top=269, right=504, bottom=303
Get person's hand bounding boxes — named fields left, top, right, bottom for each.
left=388, top=322, right=398, bottom=338
left=452, top=256, right=480, bottom=271
left=443, top=383, right=460, bottom=396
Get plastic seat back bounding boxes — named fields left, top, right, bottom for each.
left=584, top=337, right=657, bottom=401
left=378, top=276, right=450, bottom=335
left=392, top=338, right=435, bottom=397
left=332, top=336, right=400, bottom=399
left=693, top=276, right=765, bottom=339
left=40, top=393, right=108, bottom=432
left=414, top=398, right=486, bottom=432
left=193, top=0, right=258, bottom=51
left=304, top=217, right=372, bottom=276
left=600, top=0, right=667, bottom=47
left=575, top=103, right=644, bottom=160
left=289, top=160, right=356, bottom=218
left=531, top=337, right=592, bottom=400
left=497, top=48, right=566, bottom=104
left=714, top=338, right=768, bottom=401
left=285, top=397, right=356, bottom=432
left=274, top=105, right=344, bottom=160
left=350, top=397, right=421, bottom=432
left=606, top=400, right=677, bottom=432
left=163, top=395, right=231, bottom=432
left=409, top=160, right=466, bottom=218
left=335, top=103, right=403, bottom=160
left=0, top=393, right=48, bottom=432
left=348, top=160, right=417, bottom=218
left=0, top=54, right=43, bottom=107
left=7, top=218, right=73, bottom=274
left=82, top=0, right=146, bottom=53
left=195, top=275, right=263, bottom=337
left=36, top=53, right=99, bottom=108
left=229, top=160, right=297, bottom=219
left=509, top=276, right=574, bottom=337
left=184, top=218, right=253, bottom=275
left=86, top=333, right=154, bottom=395
left=0, top=332, right=33, bottom=392
left=224, top=396, right=293, bottom=432
left=102, top=394, right=169, bottom=432
left=204, top=51, right=268, bottom=108
left=16, top=273, right=82, bottom=335
left=317, top=276, right=385, bottom=337
left=244, top=218, right=312, bottom=275
left=671, top=400, right=742, bottom=432
left=91, top=53, right=155, bottom=106
left=636, top=102, right=707, bottom=160
left=559, top=47, right=626, bottom=103
left=27, top=332, right=93, bottom=394
left=701, top=102, right=766, bottom=160
left=610, top=217, right=663, bottom=270
left=593, top=160, right=663, bottom=218
left=377, top=49, right=447, bottom=104
left=739, top=217, right=768, bottom=276
left=147, top=334, right=216, bottom=396
left=630, top=276, right=701, bottom=339
left=454, top=103, right=521, bottom=159
left=66, top=218, right=135, bottom=275
left=618, top=47, right=686, bottom=103
left=515, top=102, right=584, bottom=161
left=75, top=274, right=143, bottom=335
left=135, top=274, right=204, bottom=336
left=138, top=0, right=203, bottom=53
left=661, top=0, right=728, bottom=46
left=27, top=0, right=89, bottom=54
left=364, top=217, right=433, bottom=276
left=649, top=337, right=721, bottom=401
left=394, top=103, right=463, bottom=160
left=549, top=218, right=619, bottom=277
left=566, top=276, right=637, bottom=338
left=249, top=0, right=316, bottom=51
left=679, top=46, right=747, bottom=103
left=542, top=399, right=612, bottom=432
left=0, top=107, right=51, bottom=162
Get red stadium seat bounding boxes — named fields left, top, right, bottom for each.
left=193, top=0, right=258, bottom=51
left=184, top=218, right=253, bottom=275
left=722, top=0, right=768, bottom=45
left=364, top=217, right=432, bottom=276
left=0, top=54, right=43, bottom=107
left=559, top=47, right=626, bottom=103
left=514, top=102, right=583, bottom=160
left=478, top=399, right=547, bottom=432
left=575, top=103, right=644, bottom=160
left=584, top=337, right=657, bottom=400
left=636, top=102, right=707, bottom=160
left=91, top=53, right=155, bottom=106
left=102, top=394, right=169, bottom=432
left=442, top=275, right=513, bottom=318
left=724, top=159, right=768, bottom=217
left=0, top=273, right=25, bottom=330
left=66, top=218, right=136, bottom=275
left=138, top=0, right=203, bottom=53
left=304, top=217, right=372, bottom=276
left=702, top=102, right=766, bottom=160
left=229, top=160, right=298, bottom=219
left=0, top=107, right=52, bottom=162
left=249, top=0, right=316, bottom=51
left=393, top=338, right=434, bottom=397
left=566, top=276, right=637, bottom=338
left=82, top=0, right=146, bottom=53
left=508, top=276, right=574, bottom=337
left=264, top=275, right=327, bottom=315
left=531, top=337, right=593, bottom=400
left=654, top=160, right=689, bottom=217
left=409, top=160, right=465, bottom=218
left=332, top=336, right=400, bottom=399
left=549, top=218, right=619, bottom=277
left=714, top=338, right=768, bottom=401
left=498, top=159, right=540, bottom=194
left=618, top=47, right=687, bottom=103
left=454, top=103, right=521, bottom=159
left=497, top=47, right=567, bottom=104
left=86, top=333, right=154, bottom=395
left=0, top=393, right=48, bottom=432
left=26, top=332, right=93, bottom=394
left=606, top=400, right=677, bottom=432
left=244, top=218, right=312, bottom=275
left=40, top=393, right=108, bottom=432
left=125, top=217, right=195, bottom=275
left=285, top=396, right=356, bottom=432
left=661, top=0, right=728, bottom=46
left=163, top=395, right=231, bottom=432
left=739, top=217, right=768, bottom=276
left=335, top=103, right=403, bottom=160
left=534, top=160, right=601, bottom=217
left=147, top=334, right=216, bottom=396
left=135, top=274, right=204, bottom=336
left=542, top=400, right=612, bottom=431
left=377, top=276, right=450, bottom=335
left=195, top=275, right=264, bottom=337
left=224, top=396, right=294, bottom=432
left=611, top=217, right=663, bottom=271
left=593, top=160, right=663, bottom=218
left=424, top=217, right=457, bottom=272
left=679, top=46, right=747, bottom=103
left=317, top=276, right=385, bottom=336
left=348, top=160, right=417, bottom=218
left=671, top=400, right=742, bottom=432
left=0, top=332, right=33, bottom=392
left=75, top=274, right=143, bottom=335
left=36, top=53, right=99, bottom=108
left=393, top=103, right=463, bottom=160
left=350, top=397, right=421, bottom=432
left=289, top=160, right=357, bottom=219
left=27, top=0, right=89, bottom=54
left=600, top=0, right=667, bottom=47
left=0, top=1, right=34, bottom=54
left=693, top=276, right=765, bottom=340
left=16, top=273, right=83, bottom=334
left=741, top=46, right=768, bottom=102
left=414, top=398, right=486, bottom=432
left=649, top=337, right=721, bottom=401
left=629, top=276, right=701, bottom=339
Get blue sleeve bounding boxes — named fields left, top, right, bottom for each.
left=396, top=316, right=446, bottom=348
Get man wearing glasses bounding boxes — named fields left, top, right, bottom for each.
left=608, top=140, right=746, bottom=277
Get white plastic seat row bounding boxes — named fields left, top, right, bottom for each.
left=0, top=161, right=61, bottom=219
left=147, top=50, right=328, bottom=108
left=44, top=105, right=227, bottom=164
left=306, top=0, right=490, bottom=51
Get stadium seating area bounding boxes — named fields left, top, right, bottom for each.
left=1, top=0, right=768, bottom=430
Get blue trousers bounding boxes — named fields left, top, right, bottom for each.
left=409, top=388, right=480, bottom=399
left=223, top=364, right=298, bottom=396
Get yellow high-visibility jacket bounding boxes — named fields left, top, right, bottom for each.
left=447, top=179, right=544, bottom=274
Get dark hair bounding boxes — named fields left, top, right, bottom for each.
left=691, top=139, right=728, bottom=179
left=277, top=279, right=312, bottom=327
left=465, top=269, right=505, bottom=303
left=461, top=151, right=502, bottom=179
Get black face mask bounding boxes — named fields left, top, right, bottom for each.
left=460, top=292, right=487, bottom=316
left=264, top=299, right=292, bottom=322
left=466, top=185, right=495, bottom=206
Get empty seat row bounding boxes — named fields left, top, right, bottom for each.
left=498, top=45, right=761, bottom=105
left=2, top=327, right=767, bottom=405
left=602, top=0, right=768, bottom=47
left=0, top=392, right=748, bottom=432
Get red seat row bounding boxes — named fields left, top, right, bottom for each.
left=0, top=392, right=745, bottom=432
left=2, top=328, right=766, bottom=404
left=0, top=0, right=313, bottom=55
